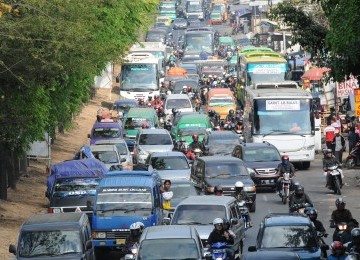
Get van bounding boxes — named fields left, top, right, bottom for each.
left=9, top=213, right=94, bottom=259
left=206, top=88, right=237, bottom=120
left=171, top=113, right=212, bottom=144
left=91, top=171, right=163, bottom=256
left=123, top=108, right=159, bottom=140
left=88, top=121, right=124, bottom=145
left=164, top=94, right=194, bottom=119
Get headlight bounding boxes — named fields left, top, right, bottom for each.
left=244, top=186, right=256, bottom=192
left=52, top=208, right=61, bottom=213
left=94, top=232, right=106, bottom=239
left=131, top=248, right=138, bottom=254
left=206, top=186, right=214, bottom=193
left=247, top=168, right=256, bottom=175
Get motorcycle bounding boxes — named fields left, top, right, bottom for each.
left=279, top=172, right=292, bottom=204
left=237, top=200, right=251, bottom=230
left=325, top=165, right=343, bottom=195
left=345, top=142, right=360, bottom=169
left=154, top=105, right=165, bottom=126
left=330, top=220, right=348, bottom=241
left=124, top=243, right=139, bottom=260
left=205, top=242, right=229, bottom=260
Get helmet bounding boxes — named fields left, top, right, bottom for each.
left=182, top=85, right=188, bottom=90
left=331, top=241, right=345, bottom=255
left=187, top=86, right=192, bottom=92
left=351, top=228, right=360, bottom=238
left=235, top=181, right=244, bottom=188
left=213, top=217, right=224, bottom=226
left=208, top=75, right=213, bottom=78
left=148, top=96, right=152, bottom=101
left=162, top=191, right=173, bottom=201
left=325, top=149, right=333, bottom=155
left=281, top=155, right=289, bottom=165
left=130, top=222, right=141, bottom=230
left=295, top=185, right=304, bottom=196
left=221, top=79, right=225, bottom=83
left=118, top=111, right=124, bottom=119
left=214, top=185, right=223, bottom=194
left=336, top=197, right=346, bottom=207
left=130, top=222, right=142, bottom=237
left=138, top=98, right=144, bottom=105
left=229, top=109, right=235, bottom=115
left=208, top=109, right=215, bottom=117
left=306, top=208, right=318, bottom=221
left=154, top=94, right=159, bottom=99
left=223, top=218, right=230, bottom=228
left=135, top=222, right=145, bottom=231
left=172, top=108, right=178, bottom=114
left=141, top=123, right=149, bottom=129
left=192, top=134, right=199, bottom=141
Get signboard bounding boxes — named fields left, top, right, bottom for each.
left=266, top=100, right=300, bottom=111
left=248, top=63, right=287, bottom=74
left=354, top=89, right=360, bottom=117
left=337, top=76, right=359, bottom=98
left=249, top=1, right=268, bottom=6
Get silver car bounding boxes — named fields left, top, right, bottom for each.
left=134, top=129, right=174, bottom=164
left=89, top=145, right=123, bottom=171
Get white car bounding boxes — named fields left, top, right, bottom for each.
left=134, top=129, right=174, bottom=165
left=164, top=94, right=194, bottom=120
left=89, top=145, right=124, bottom=171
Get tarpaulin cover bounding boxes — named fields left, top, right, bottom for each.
left=167, top=67, right=187, bottom=76
left=73, top=145, right=95, bottom=160
left=46, top=158, right=108, bottom=194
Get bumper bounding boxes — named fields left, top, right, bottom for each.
left=280, top=150, right=315, bottom=162
left=253, top=175, right=278, bottom=188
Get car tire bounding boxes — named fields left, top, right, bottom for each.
left=249, top=201, right=256, bottom=212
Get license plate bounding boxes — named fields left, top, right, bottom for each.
left=116, top=239, right=125, bottom=245
left=262, top=180, right=274, bottom=184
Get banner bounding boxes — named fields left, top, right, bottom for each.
left=337, top=75, right=359, bottom=98
left=354, top=89, right=360, bottom=117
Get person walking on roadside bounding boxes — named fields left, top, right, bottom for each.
left=324, top=122, right=336, bottom=150
left=348, top=127, right=359, bottom=154
left=332, top=130, right=346, bottom=163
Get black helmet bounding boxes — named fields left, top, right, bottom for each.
left=208, top=109, right=215, bottom=117
left=295, top=185, right=304, bottom=196
left=351, top=228, right=360, bottom=244
left=214, top=185, right=223, bottom=194
left=336, top=197, right=346, bottom=207
left=325, top=149, right=333, bottom=155
left=306, top=208, right=318, bottom=221
left=223, top=218, right=230, bottom=228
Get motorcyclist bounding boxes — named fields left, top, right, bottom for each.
left=323, top=149, right=342, bottom=187
left=207, top=218, right=235, bottom=260
left=275, top=155, right=296, bottom=194
left=189, top=134, right=204, bottom=152
left=341, top=219, right=359, bottom=244
left=347, top=228, right=360, bottom=256
left=168, top=52, right=177, bottom=66
left=125, top=222, right=145, bottom=247
left=225, top=109, right=236, bottom=122
left=306, top=208, right=328, bottom=236
left=234, top=181, right=252, bottom=226
left=174, top=138, right=188, bottom=154
left=181, top=85, right=188, bottom=94
left=223, top=218, right=236, bottom=239
left=289, top=185, right=313, bottom=213
left=331, top=198, right=353, bottom=241
left=151, top=94, right=163, bottom=107
left=328, top=241, right=348, bottom=260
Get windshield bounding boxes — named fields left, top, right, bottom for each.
left=254, top=99, right=312, bottom=135
left=185, top=33, right=213, bottom=54
left=96, top=187, right=152, bottom=216
left=205, top=163, right=248, bottom=177
left=209, top=96, right=233, bottom=106
left=261, top=225, right=317, bottom=249
left=150, top=156, right=189, bottom=170
left=172, top=204, right=226, bottom=225
left=92, top=127, right=121, bottom=138
left=165, top=99, right=192, bottom=109
left=247, top=63, right=287, bottom=84
left=243, top=148, right=280, bottom=162
left=187, top=3, right=202, bottom=12
left=174, top=81, right=199, bottom=93
left=53, top=178, right=99, bottom=197
left=178, top=126, right=207, bottom=136
left=114, top=143, right=128, bottom=155
left=114, top=104, right=136, bottom=113
left=92, top=151, right=119, bottom=164
left=139, top=238, right=199, bottom=260
left=18, top=231, right=81, bottom=257
left=125, top=118, right=153, bottom=130
left=139, top=134, right=172, bottom=145
left=121, top=64, right=158, bottom=91
left=208, top=138, right=240, bottom=154
left=171, top=183, right=198, bottom=199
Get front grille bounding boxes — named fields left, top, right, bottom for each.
left=222, top=186, right=235, bottom=196
left=256, top=168, right=277, bottom=175
left=106, top=231, right=130, bottom=239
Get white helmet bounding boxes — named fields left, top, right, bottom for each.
left=221, top=79, right=225, bottom=83
left=130, top=222, right=141, bottom=230
left=135, top=222, right=145, bottom=231
left=162, top=191, right=173, bottom=200
left=208, top=75, right=213, bottom=78
left=213, top=218, right=223, bottom=226
left=235, top=181, right=244, bottom=188
left=118, top=111, right=123, bottom=119
left=182, top=85, right=188, bottom=89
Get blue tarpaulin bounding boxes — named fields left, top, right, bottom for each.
left=46, top=158, right=108, bottom=195
left=73, top=145, right=95, bottom=160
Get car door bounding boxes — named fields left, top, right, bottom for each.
left=229, top=203, right=245, bottom=244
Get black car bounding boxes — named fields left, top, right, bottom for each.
left=232, top=142, right=281, bottom=189
left=203, top=131, right=242, bottom=156
left=173, top=18, right=188, bottom=29
left=190, top=156, right=256, bottom=212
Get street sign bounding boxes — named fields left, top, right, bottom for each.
left=249, top=1, right=268, bottom=6
left=354, top=89, right=360, bottom=116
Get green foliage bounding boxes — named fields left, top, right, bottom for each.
left=0, top=0, right=157, bottom=151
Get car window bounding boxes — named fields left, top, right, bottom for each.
left=93, top=151, right=119, bottom=164
left=150, top=156, right=189, bottom=170
left=261, top=225, right=317, bottom=249
left=205, top=163, right=248, bottom=177
left=166, top=99, right=192, bottom=109
left=114, top=143, right=128, bottom=155
left=172, top=205, right=226, bottom=225
left=243, top=148, right=281, bottom=162
left=230, top=206, right=238, bottom=219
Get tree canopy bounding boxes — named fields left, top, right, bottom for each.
left=270, top=0, right=360, bottom=81
left=0, top=0, right=158, bottom=152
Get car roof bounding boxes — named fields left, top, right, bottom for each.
left=207, top=131, right=239, bottom=138
left=263, top=213, right=312, bottom=226
left=89, top=144, right=117, bottom=152
left=92, top=121, right=122, bottom=128
left=237, top=142, right=277, bottom=149
left=177, top=195, right=236, bottom=205
left=142, top=225, right=197, bottom=239
left=198, top=156, right=244, bottom=164
left=22, top=213, right=85, bottom=231
left=126, top=107, right=156, bottom=117
left=243, top=251, right=300, bottom=260
left=178, top=113, right=208, bottom=122
left=139, top=129, right=170, bottom=134
left=166, top=94, right=191, bottom=100
left=150, top=151, right=186, bottom=157
left=113, top=99, right=138, bottom=106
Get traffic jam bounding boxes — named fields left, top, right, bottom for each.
left=8, top=0, right=360, bottom=259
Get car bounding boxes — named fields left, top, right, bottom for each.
left=206, top=88, right=237, bottom=120
left=209, top=11, right=222, bottom=25
left=133, top=128, right=174, bottom=164
left=170, top=195, right=245, bottom=255
left=94, top=139, right=133, bottom=170
left=9, top=213, right=94, bottom=259
left=88, top=121, right=124, bottom=145
left=164, top=94, right=194, bottom=120
left=232, top=142, right=281, bottom=189
left=168, top=179, right=201, bottom=213
left=135, top=225, right=204, bottom=260
left=178, top=63, right=199, bottom=75
left=89, top=144, right=124, bottom=170
left=190, top=156, right=257, bottom=212
left=173, top=18, right=188, bottom=29
left=243, top=251, right=300, bottom=260
left=248, top=213, right=327, bottom=259
left=146, top=151, right=191, bottom=180
left=202, top=131, right=242, bottom=156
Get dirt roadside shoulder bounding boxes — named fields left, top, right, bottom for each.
left=0, top=88, right=114, bottom=258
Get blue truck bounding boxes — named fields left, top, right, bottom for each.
left=92, top=171, right=163, bottom=255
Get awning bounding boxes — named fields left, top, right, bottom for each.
left=301, top=67, right=330, bottom=81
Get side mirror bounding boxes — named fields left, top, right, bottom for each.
left=231, top=218, right=238, bottom=225
left=9, top=244, right=16, bottom=255
left=87, top=134, right=91, bottom=138
left=85, top=240, right=93, bottom=250
left=163, top=217, right=171, bottom=225
left=120, top=158, right=126, bottom=163
left=248, top=246, right=256, bottom=252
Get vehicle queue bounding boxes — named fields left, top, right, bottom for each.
left=8, top=0, right=360, bottom=259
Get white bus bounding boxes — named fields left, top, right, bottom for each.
left=243, top=82, right=317, bottom=169
left=119, top=53, right=161, bottom=100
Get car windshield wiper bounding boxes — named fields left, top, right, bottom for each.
left=207, top=173, right=231, bottom=178
left=263, top=130, right=305, bottom=137
left=177, top=221, right=205, bottom=225
left=100, top=207, right=130, bottom=213
left=124, top=207, right=151, bottom=213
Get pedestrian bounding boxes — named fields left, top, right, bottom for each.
left=332, top=129, right=346, bottom=163
left=162, top=180, right=173, bottom=217
left=324, top=122, right=336, bottom=150
left=348, top=127, right=359, bottom=153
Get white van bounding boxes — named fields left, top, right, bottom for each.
left=164, top=94, right=194, bottom=120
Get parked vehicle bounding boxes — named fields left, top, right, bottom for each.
left=9, top=213, right=94, bottom=259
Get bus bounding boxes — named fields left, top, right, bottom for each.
left=119, top=53, right=160, bottom=100
left=242, top=82, right=316, bottom=169
left=183, top=28, right=215, bottom=56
